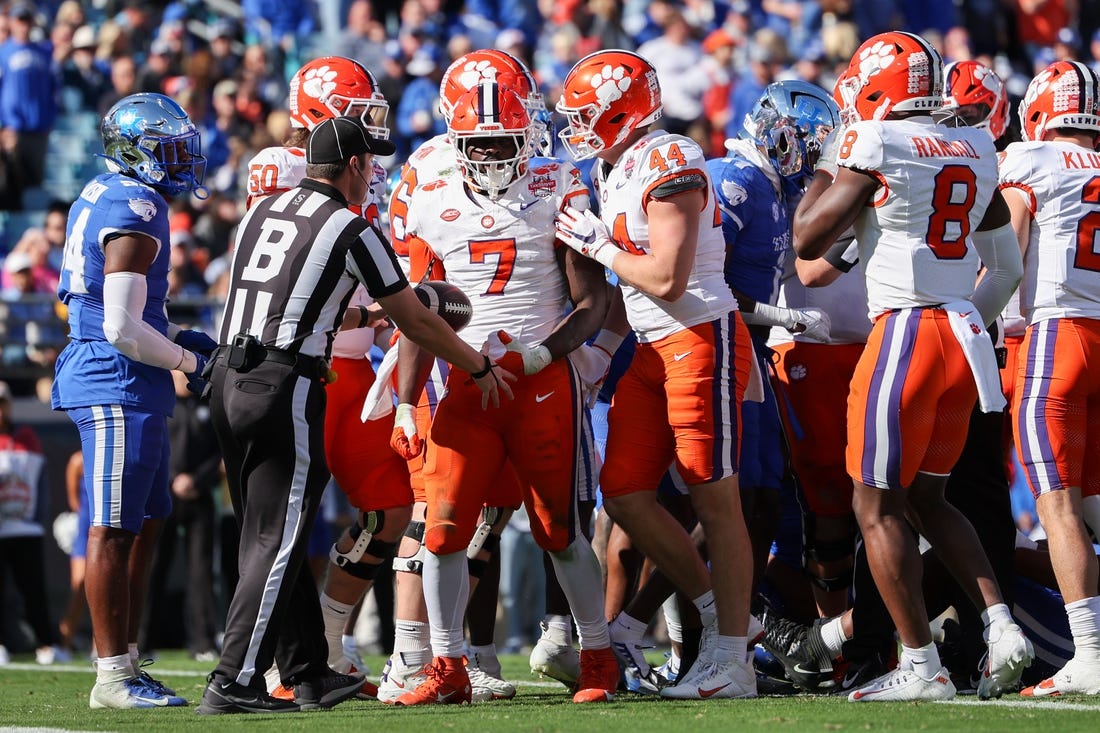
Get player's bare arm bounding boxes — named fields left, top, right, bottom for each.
left=614, top=189, right=703, bottom=301
left=793, top=168, right=876, bottom=260
left=536, top=247, right=611, bottom=360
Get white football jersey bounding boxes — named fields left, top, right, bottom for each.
left=596, top=130, right=735, bottom=342
left=769, top=242, right=871, bottom=347
left=403, top=156, right=590, bottom=350
left=838, top=117, right=999, bottom=319
left=998, top=140, right=1100, bottom=323
left=389, top=134, right=455, bottom=264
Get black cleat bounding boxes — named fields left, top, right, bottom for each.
left=294, top=671, right=366, bottom=710
left=195, top=676, right=300, bottom=715
left=760, top=612, right=836, bottom=693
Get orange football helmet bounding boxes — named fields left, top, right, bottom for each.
left=439, top=49, right=543, bottom=123
left=1018, top=60, right=1100, bottom=142
left=835, top=31, right=944, bottom=122
left=288, top=56, right=390, bottom=138
left=447, top=81, right=534, bottom=199
left=556, top=50, right=662, bottom=160
left=943, top=60, right=1010, bottom=141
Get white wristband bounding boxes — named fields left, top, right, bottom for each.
left=741, top=301, right=796, bottom=330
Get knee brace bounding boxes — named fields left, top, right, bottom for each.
left=330, top=511, right=397, bottom=580
left=803, top=533, right=855, bottom=593
left=467, top=532, right=501, bottom=578
left=466, top=506, right=503, bottom=559
left=392, top=520, right=426, bottom=575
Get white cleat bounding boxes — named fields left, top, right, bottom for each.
left=530, top=622, right=580, bottom=688
left=978, top=623, right=1034, bottom=699
left=659, top=656, right=757, bottom=700
left=848, top=666, right=955, bottom=702
left=467, top=663, right=517, bottom=701
left=89, top=676, right=188, bottom=709
left=377, top=658, right=428, bottom=704
left=1021, top=654, right=1100, bottom=697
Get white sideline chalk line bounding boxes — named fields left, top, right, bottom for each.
left=938, top=698, right=1099, bottom=712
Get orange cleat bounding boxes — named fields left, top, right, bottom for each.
left=270, top=683, right=295, bottom=701
left=573, top=647, right=619, bottom=703
left=394, top=656, right=472, bottom=706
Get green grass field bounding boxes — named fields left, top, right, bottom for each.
left=1, top=650, right=1098, bottom=732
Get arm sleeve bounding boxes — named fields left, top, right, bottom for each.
left=971, top=222, right=1024, bottom=327
left=102, top=271, right=196, bottom=371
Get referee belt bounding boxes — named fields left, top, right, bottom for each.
left=215, top=340, right=330, bottom=382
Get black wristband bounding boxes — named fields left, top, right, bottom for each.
left=471, top=355, right=493, bottom=379
left=357, top=305, right=370, bottom=328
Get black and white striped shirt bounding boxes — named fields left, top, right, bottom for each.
left=219, top=178, right=407, bottom=358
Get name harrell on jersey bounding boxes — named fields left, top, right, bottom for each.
left=836, top=117, right=998, bottom=319
left=999, top=139, right=1100, bottom=324
left=400, top=154, right=590, bottom=352
left=596, top=130, right=736, bottom=343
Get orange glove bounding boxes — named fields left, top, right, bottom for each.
left=390, top=402, right=422, bottom=459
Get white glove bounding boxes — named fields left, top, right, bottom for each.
left=789, top=307, right=832, bottom=343
left=746, top=302, right=831, bottom=343
left=569, top=335, right=621, bottom=408
left=815, top=127, right=843, bottom=177
left=497, top=330, right=552, bottom=375
left=390, top=402, right=422, bottom=459
left=52, top=511, right=78, bottom=555
left=555, top=206, right=620, bottom=270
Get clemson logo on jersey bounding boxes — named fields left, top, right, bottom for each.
left=440, top=208, right=461, bottom=221
left=530, top=164, right=561, bottom=175
left=788, top=363, right=808, bottom=381
left=528, top=175, right=556, bottom=198
left=128, top=198, right=157, bottom=222
left=481, top=215, right=495, bottom=229
left=420, top=180, right=448, bottom=192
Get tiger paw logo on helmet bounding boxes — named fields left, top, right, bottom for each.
left=856, top=40, right=898, bottom=84
left=457, top=60, right=497, bottom=90
left=589, top=65, right=632, bottom=106
left=302, top=65, right=339, bottom=100
left=1022, top=69, right=1055, bottom=110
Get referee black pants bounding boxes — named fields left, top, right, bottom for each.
left=208, top=358, right=331, bottom=689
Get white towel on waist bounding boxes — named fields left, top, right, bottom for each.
left=943, top=300, right=1006, bottom=413
left=360, top=345, right=399, bottom=421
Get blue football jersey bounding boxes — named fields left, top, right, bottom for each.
left=52, top=173, right=175, bottom=416
left=707, top=155, right=790, bottom=306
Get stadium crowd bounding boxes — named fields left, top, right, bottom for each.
left=0, top=0, right=1099, bottom=713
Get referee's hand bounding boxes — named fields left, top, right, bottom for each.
left=473, top=357, right=516, bottom=409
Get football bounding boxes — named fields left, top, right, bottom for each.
left=413, top=280, right=473, bottom=332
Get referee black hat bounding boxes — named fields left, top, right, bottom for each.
left=307, top=116, right=395, bottom=163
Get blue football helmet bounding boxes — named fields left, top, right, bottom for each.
left=100, top=93, right=207, bottom=196
left=741, top=80, right=840, bottom=187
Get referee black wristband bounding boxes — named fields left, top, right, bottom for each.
left=357, top=305, right=370, bottom=328
left=471, top=355, right=493, bottom=379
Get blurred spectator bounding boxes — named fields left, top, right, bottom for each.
left=54, top=0, right=85, bottom=30
left=726, top=29, right=787, bottom=140
left=138, top=370, right=221, bottom=661
left=335, top=0, right=389, bottom=71
left=637, top=9, right=707, bottom=136
left=48, top=18, right=74, bottom=67
left=1052, top=26, right=1081, bottom=61
left=942, top=25, right=974, bottom=63
left=43, top=200, right=68, bottom=273
left=583, top=0, right=634, bottom=54
left=1091, top=30, right=1100, bottom=76
left=136, top=38, right=177, bottom=96
left=61, top=25, right=109, bottom=111
left=700, top=28, right=736, bottom=157
left=239, top=44, right=287, bottom=117
left=208, top=19, right=242, bottom=82
left=57, top=449, right=90, bottom=657
left=191, top=192, right=241, bottom=263
left=1014, top=0, right=1070, bottom=65
left=761, top=0, right=822, bottom=59
left=496, top=27, right=531, bottom=68
left=113, top=0, right=154, bottom=59
left=0, top=3, right=58, bottom=194
left=1, top=249, right=65, bottom=373
left=2, top=227, right=58, bottom=293
left=0, top=380, right=65, bottom=664
left=394, top=43, right=446, bottom=159
left=500, top=505, right=544, bottom=655
left=96, top=55, right=137, bottom=117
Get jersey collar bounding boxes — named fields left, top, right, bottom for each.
left=300, top=177, right=348, bottom=207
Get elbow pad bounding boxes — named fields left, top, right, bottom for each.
left=970, top=223, right=1023, bottom=328
left=103, top=271, right=195, bottom=371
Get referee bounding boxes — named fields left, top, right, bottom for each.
left=197, top=116, right=514, bottom=715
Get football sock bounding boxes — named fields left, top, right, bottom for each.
left=320, top=593, right=356, bottom=668
left=549, top=536, right=610, bottom=649
left=423, top=550, right=468, bottom=658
